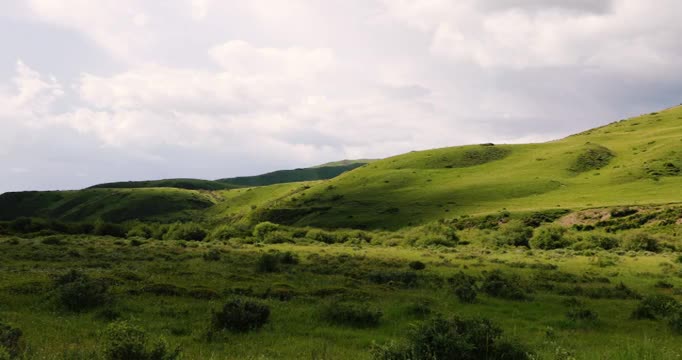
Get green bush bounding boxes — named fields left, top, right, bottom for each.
left=495, top=220, right=532, bottom=247
left=53, top=270, right=111, bottom=311
left=203, top=249, right=221, bottom=261
left=668, top=310, right=682, bottom=334
left=256, top=253, right=281, bottom=273
left=164, top=223, right=207, bottom=241
left=454, top=283, right=477, bottom=303
left=255, top=252, right=299, bottom=272
left=622, top=232, right=660, bottom=252
left=262, top=230, right=293, bottom=244
left=208, top=224, right=241, bottom=241
left=0, top=322, right=23, bottom=359
left=305, top=229, right=338, bottom=244
left=481, top=270, right=529, bottom=301
left=566, top=305, right=598, bottom=323
left=321, top=302, right=382, bottom=328
left=370, top=315, right=530, bottom=360
left=410, top=221, right=459, bottom=247
left=253, top=222, right=280, bottom=241
left=126, top=224, right=152, bottom=239
left=101, top=321, right=180, bottom=360
left=530, top=226, right=570, bottom=250
left=211, top=299, right=270, bottom=332
left=408, top=261, right=426, bottom=271
left=93, top=221, right=127, bottom=238
left=631, top=295, right=680, bottom=320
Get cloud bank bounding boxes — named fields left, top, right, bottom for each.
left=1, top=0, right=681, bottom=192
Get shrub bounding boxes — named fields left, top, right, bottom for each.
left=211, top=299, right=270, bottom=332
left=129, top=238, right=144, bottom=247
left=41, top=235, right=66, bottom=245
left=253, top=222, right=280, bottom=241
left=321, top=302, right=382, bottom=328
left=126, top=224, right=152, bottom=239
left=164, top=223, right=207, bottom=241
left=53, top=270, right=111, bottom=311
left=631, top=295, right=680, bottom=320
left=669, top=310, right=682, bottom=334
left=262, top=230, right=293, bottom=244
left=305, top=229, right=338, bottom=244
left=566, top=306, right=598, bottom=323
left=102, top=321, right=180, bottom=360
left=367, top=271, right=418, bottom=288
left=530, top=226, right=570, bottom=250
left=0, top=322, right=23, bottom=359
left=370, top=315, right=530, bottom=360
left=94, top=221, right=127, bottom=238
left=208, top=225, right=241, bottom=241
left=408, top=261, right=426, bottom=271
left=411, top=221, right=459, bottom=247
left=495, top=220, right=533, bottom=247
left=481, top=270, right=529, bottom=300
left=277, top=251, right=299, bottom=265
left=256, top=253, right=280, bottom=273
left=454, top=284, right=478, bottom=303
left=203, top=249, right=221, bottom=261
left=622, top=232, right=660, bottom=252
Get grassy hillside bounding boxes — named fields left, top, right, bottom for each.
left=0, top=188, right=214, bottom=223
left=2, top=106, right=681, bottom=228
left=87, top=163, right=369, bottom=191
left=253, top=106, right=682, bottom=229
left=88, top=178, right=237, bottom=191
left=216, top=163, right=367, bottom=187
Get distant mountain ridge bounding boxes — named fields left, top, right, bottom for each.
left=88, top=162, right=371, bottom=191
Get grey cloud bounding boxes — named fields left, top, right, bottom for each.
left=476, top=0, right=614, bottom=14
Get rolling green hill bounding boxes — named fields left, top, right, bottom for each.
left=88, top=178, right=237, bottom=191
left=2, top=106, right=682, bottom=227
left=87, top=163, right=369, bottom=191
left=216, top=163, right=367, bottom=187
left=250, top=105, right=682, bottom=229
left=0, top=188, right=214, bottom=223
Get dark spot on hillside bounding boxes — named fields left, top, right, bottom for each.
left=569, top=144, right=614, bottom=173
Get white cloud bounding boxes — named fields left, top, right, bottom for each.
left=2, top=0, right=682, bottom=193
left=381, top=0, right=682, bottom=72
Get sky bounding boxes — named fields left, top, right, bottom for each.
left=1, top=0, right=682, bottom=193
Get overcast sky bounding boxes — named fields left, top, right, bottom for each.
left=1, top=0, right=681, bottom=193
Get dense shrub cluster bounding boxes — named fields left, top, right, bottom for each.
left=564, top=298, right=598, bottom=325
left=481, top=270, right=530, bottom=301
left=530, top=226, right=570, bottom=250
left=52, top=270, right=111, bottom=311
left=631, top=295, right=679, bottom=320
left=321, top=302, right=382, bottom=328
left=164, top=222, right=207, bottom=241
left=256, top=251, right=299, bottom=273
left=494, top=220, right=532, bottom=247
left=211, top=299, right=270, bottom=332
left=449, top=272, right=478, bottom=303
left=622, top=232, right=660, bottom=252
left=367, top=271, right=418, bottom=288
left=0, top=322, right=23, bottom=359
left=371, top=316, right=530, bottom=360
left=102, top=321, right=180, bottom=360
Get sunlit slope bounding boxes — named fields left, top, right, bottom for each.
left=257, top=106, right=682, bottom=229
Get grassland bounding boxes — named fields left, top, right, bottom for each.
left=0, top=225, right=680, bottom=359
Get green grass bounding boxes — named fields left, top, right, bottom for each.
left=0, top=188, right=214, bottom=223
left=0, top=234, right=680, bottom=359
left=256, top=106, right=682, bottom=229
